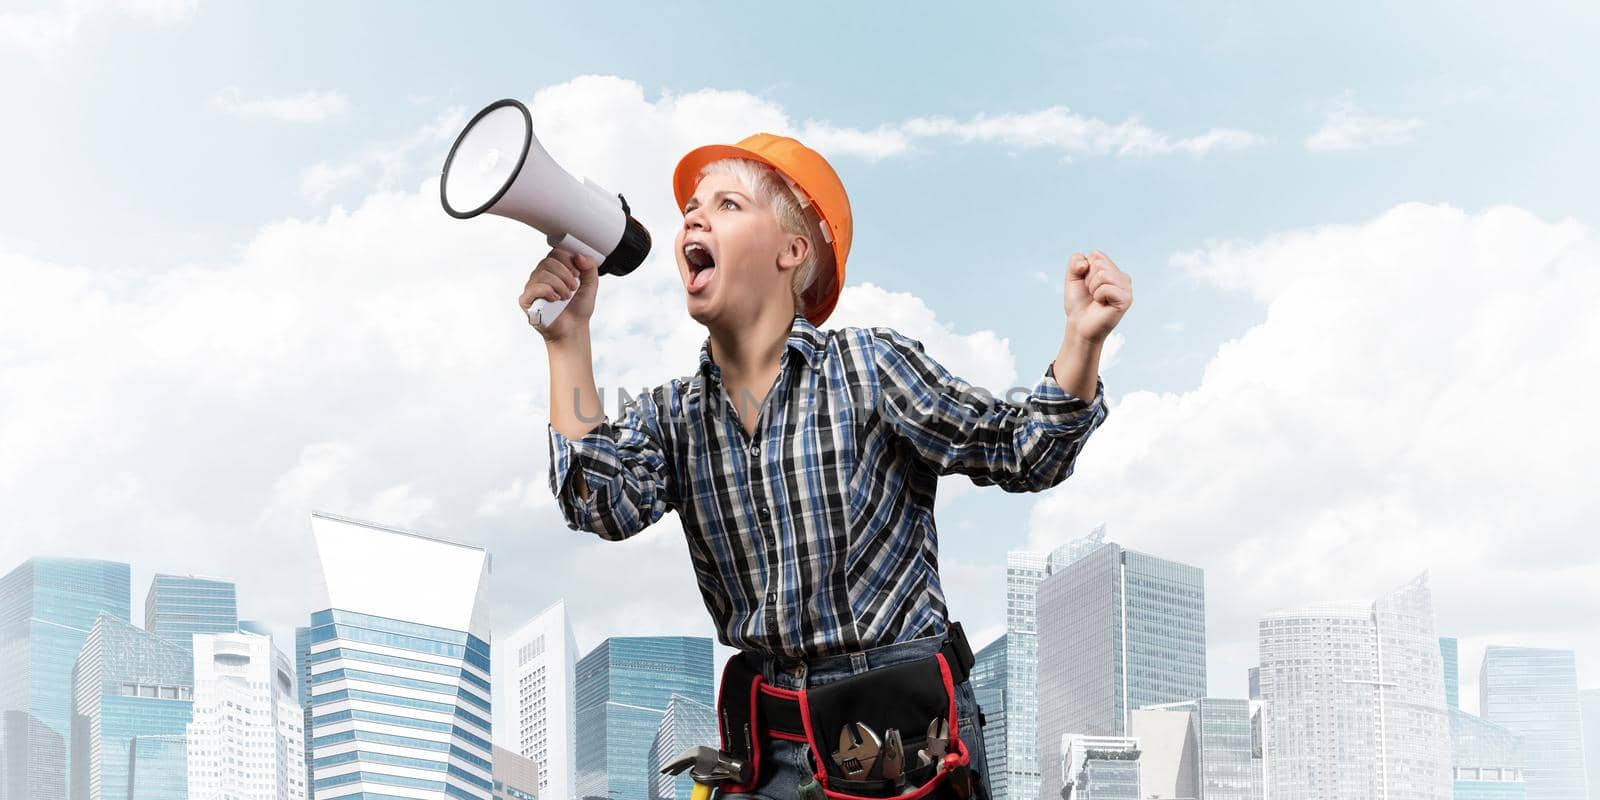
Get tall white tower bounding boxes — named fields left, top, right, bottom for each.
left=493, top=600, right=577, bottom=800
left=1258, top=573, right=1451, bottom=800
left=305, top=512, right=494, bottom=799
left=187, top=631, right=308, bottom=800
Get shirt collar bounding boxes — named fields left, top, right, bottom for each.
left=698, top=315, right=828, bottom=378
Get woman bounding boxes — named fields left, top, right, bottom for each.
left=522, top=133, right=1130, bottom=799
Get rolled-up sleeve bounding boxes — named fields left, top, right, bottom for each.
left=547, top=387, right=677, bottom=540
left=870, top=328, right=1108, bottom=493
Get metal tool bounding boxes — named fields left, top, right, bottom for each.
left=880, top=727, right=906, bottom=788
left=832, top=722, right=881, bottom=779
left=918, top=717, right=949, bottom=766
left=660, top=745, right=749, bottom=800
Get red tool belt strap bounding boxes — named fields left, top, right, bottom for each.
left=714, top=628, right=978, bottom=799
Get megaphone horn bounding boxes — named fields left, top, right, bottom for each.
left=441, top=99, right=651, bottom=328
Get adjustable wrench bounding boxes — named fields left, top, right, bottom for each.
left=833, top=722, right=881, bottom=779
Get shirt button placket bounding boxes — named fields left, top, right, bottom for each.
left=750, top=441, right=783, bottom=650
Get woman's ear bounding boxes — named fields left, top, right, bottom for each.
left=777, top=233, right=811, bottom=271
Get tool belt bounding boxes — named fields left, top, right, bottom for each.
left=714, top=623, right=983, bottom=799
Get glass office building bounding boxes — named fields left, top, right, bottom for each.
left=1479, top=647, right=1589, bottom=800
left=293, top=625, right=315, bottom=796
left=574, top=637, right=713, bottom=800
left=143, top=575, right=238, bottom=656
left=128, top=734, right=188, bottom=800
left=0, top=557, right=131, bottom=799
left=2, top=709, right=68, bottom=799
left=1036, top=542, right=1206, bottom=800
left=1257, top=574, right=1451, bottom=800
left=1061, top=735, right=1141, bottom=800
left=971, top=633, right=1008, bottom=799
left=648, top=694, right=717, bottom=800
left=1440, top=637, right=1461, bottom=710
left=70, top=613, right=194, bottom=800
left=1581, top=689, right=1600, bottom=800
left=1134, top=698, right=1262, bottom=800
left=490, top=746, right=538, bottom=800
left=304, top=512, right=495, bottom=800
left=1450, top=707, right=1527, bottom=800
left=1003, top=527, right=1109, bottom=800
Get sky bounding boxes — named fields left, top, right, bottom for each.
left=3, top=0, right=1598, bottom=717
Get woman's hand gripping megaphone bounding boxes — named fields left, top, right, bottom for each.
left=520, top=248, right=600, bottom=342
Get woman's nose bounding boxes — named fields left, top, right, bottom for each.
left=683, top=207, right=709, bottom=231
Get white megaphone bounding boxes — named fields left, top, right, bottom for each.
left=441, top=98, right=651, bottom=328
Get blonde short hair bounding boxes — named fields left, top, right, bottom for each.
left=697, top=158, right=829, bottom=319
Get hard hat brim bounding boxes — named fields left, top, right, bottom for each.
left=673, top=143, right=847, bottom=327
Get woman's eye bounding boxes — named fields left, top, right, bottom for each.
left=720, top=198, right=738, bottom=210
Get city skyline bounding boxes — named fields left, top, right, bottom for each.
left=1, top=514, right=1595, bottom=800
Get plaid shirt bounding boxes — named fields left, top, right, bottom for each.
left=548, top=315, right=1108, bottom=658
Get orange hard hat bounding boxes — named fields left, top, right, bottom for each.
left=673, top=133, right=853, bottom=326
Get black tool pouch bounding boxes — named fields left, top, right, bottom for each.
left=713, top=652, right=764, bottom=795
left=711, top=628, right=980, bottom=800
left=800, top=651, right=973, bottom=799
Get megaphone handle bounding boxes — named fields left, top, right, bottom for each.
left=527, top=296, right=572, bottom=328
left=529, top=234, right=606, bottom=328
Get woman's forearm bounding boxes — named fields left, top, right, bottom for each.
left=1053, top=326, right=1103, bottom=401
left=547, top=328, right=603, bottom=441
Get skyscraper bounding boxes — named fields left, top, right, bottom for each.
left=0, top=557, right=130, bottom=798
left=491, top=746, right=538, bottom=800
left=1440, top=637, right=1460, bottom=710
left=304, top=511, right=494, bottom=800
left=1582, top=689, right=1600, bottom=800
left=494, top=600, right=577, bottom=800
left=1480, top=646, right=1589, bottom=800
left=648, top=694, right=717, bottom=800
left=1257, top=574, right=1451, bottom=800
left=2, top=709, right=67, bottom=799
left=1036, top=542, right=1206, bottom=800
left=574, top=637, right=713, bottom=800
left=1004, top=527, right=1109, bottom=800
left=143, top=574, right=238, bottom=656
left=972, top=633, right=1009, bottom=799
left=187, top=630, right=307, bottom=800
left=292, top=625, right=314, bottom=796
left=1449, top=707, right=1526, bottom=799
left=1060, top=735, right=1141, bottom=800
left=128, top=734, right=188, bottom=800
left=70, top=612, right=194, bottom=800
left=1133, top=699, right=1262, bottom=800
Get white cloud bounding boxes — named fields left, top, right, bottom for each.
left=0, top=0, right=195, bottom=58
left=297, top=75, right=1259, bottom=209
left=796, top=121, right=911, bottom=161
left=903, top=107, right=1264, bottom=159
left=300, top=105, right=466, bottom=203
left=212, top=86, right=349, bottom=123
left=0, top=74, right=1025, bottom=658
left=1305, top=93, right=1424, bottom=152
left=1027, top=202, right=1600, bottom=702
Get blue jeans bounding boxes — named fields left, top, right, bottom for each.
left=719, top=634, right=992, bottom=800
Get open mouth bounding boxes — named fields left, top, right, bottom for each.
left=685, top=241, right=717, bottom=293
